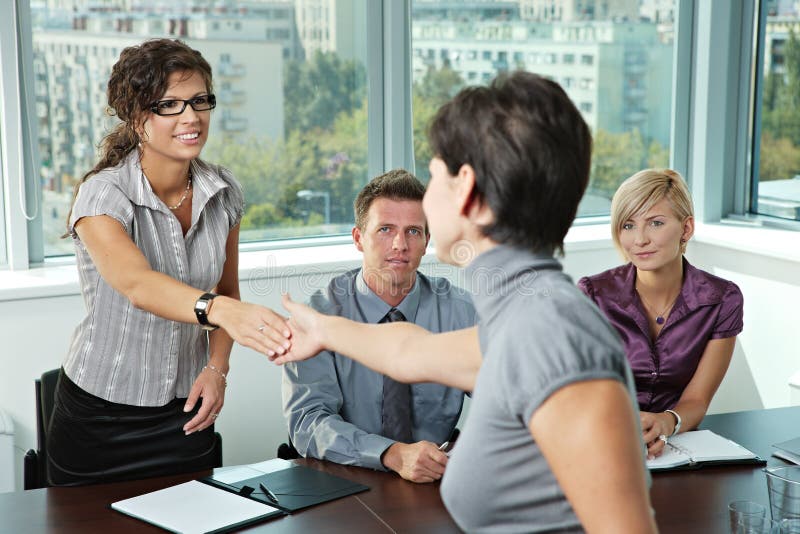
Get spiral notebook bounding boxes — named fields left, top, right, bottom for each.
left=646, top=429, right=765, bottom=471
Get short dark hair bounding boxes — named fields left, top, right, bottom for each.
left=428, top=71, right=592, bottom=255
left=354, top=169, right=427, bottom=230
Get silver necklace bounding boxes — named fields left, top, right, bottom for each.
left=167, top=170, right=192, bottom=210
left=636, top=285, right=680, bottom=325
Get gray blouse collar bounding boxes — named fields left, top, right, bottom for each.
left=121, top=151, right=229, bottom=214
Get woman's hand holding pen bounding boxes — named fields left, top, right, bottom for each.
left=208, top=296, right=292, bottom=357
left=640, top=411, right=674, bottom=459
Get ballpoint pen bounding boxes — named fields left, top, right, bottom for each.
left=259, top=482, right=279, bottom=504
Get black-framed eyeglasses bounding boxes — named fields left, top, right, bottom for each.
left=149, top=94, right=216, bottom=116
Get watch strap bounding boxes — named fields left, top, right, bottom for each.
left=194, top=292, right=219, bottom=331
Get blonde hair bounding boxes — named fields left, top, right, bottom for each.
left=610, top=169, right=694, bottom=258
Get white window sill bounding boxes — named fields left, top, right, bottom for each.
left=1, top=220, right=797, bottom=302
left=692, top=221, right=800, bottom=264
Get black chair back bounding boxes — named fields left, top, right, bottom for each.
left=23, top=369, right=223, bottom=489
left=277, top=435, right=300, bottom=460
left=24, top=369, right=60, bottom=490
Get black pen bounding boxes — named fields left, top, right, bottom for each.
left=259, top=482, right=279, bottom=504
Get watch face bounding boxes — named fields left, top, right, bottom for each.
left=197, top=301, right=209, bottom=312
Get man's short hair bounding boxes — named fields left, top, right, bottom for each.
left=354, top=169, right=426, bottom=230
left=428, top=71, right=592, bottom=255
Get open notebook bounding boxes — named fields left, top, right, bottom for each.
left=647, top=429, right=765, bottom=471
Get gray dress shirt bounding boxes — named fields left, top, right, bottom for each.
left=282, top=268, right=477, bottom=470
left=64, top=151, right=244, bottom=407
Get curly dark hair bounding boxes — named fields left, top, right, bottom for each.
left=65, top=38, right=213, bottom=234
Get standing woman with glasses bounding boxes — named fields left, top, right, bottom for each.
left=578, top=169, right=743, bottom=460
left=48, top=38, right=291, bottom=486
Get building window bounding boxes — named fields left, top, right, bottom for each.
left=29, top=0, right=369, bottom=257
left=753, top=10, right=800, bottom=221
left=410, top=0, right=676, bottom=218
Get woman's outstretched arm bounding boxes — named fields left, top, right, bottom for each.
left=275, top=294, right=482, bottom=392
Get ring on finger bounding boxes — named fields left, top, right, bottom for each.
left=658, top=434, right=668, bottom=444
left=258, top=325, right=266, bottom=333
left=211, top=413, right=219, bottom=419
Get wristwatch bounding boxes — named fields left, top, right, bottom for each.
left=194, top=292, right=219, bottom=331
left=665, top=409, right=682, bottom=436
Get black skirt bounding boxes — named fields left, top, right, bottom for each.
left=47, top=369, right=218, bottom=486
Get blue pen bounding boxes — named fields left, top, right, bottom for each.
left=259, top=482, right=279, bottom=504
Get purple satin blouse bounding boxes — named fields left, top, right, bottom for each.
left=578, top=259, right=743, bottom=413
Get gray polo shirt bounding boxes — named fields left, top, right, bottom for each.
left=64, top=151, right=244, bottom=407
left=282, top=268, right=477, bottom=470
left=440, top=245, right=646, bottom=533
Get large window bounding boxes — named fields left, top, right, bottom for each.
left=410, top=0, right=677, bottom=217
left=753, top=3, right=800, bottom=222
left=31, top=0, right=369, bottom=257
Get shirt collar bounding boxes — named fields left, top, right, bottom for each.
left=619, top=257, right=724, bottom=312
left=355, top=269, right=421, bottom=323
left=119, top=151, right=229, bottom=214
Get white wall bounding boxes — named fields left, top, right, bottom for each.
left=2, top=230, right=798, bottom=492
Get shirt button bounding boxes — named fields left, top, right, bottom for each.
left=651, top=371, right=657, bottom=376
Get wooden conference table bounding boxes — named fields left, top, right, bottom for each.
left=2, top=405, right=798, bottom=533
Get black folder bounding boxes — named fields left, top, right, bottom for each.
left=200, top=462, right=369, bottom=513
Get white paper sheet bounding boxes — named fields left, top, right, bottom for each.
left=111, top=480, right=279, bottom=534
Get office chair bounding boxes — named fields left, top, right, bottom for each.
left=23, top=368, right=224, bottom=490
left=277, top=435, right=300, bottom=460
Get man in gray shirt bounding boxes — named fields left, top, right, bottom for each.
left=282, top=169, right=476, bottom=483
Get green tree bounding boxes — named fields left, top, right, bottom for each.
left=412, top=66, right=464, bottom=181
left=590, top=129, right=648, bottom=198
left=759, top=131, right=800, bottom=181
left=283, top=51, right=366, bottom=137
left=762, top=29, right=800, bottom=148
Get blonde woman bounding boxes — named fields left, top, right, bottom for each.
left=578, top=169, right=743, bottom=459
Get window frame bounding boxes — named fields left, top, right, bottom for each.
left=6, top=0, right=792, bottom=273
